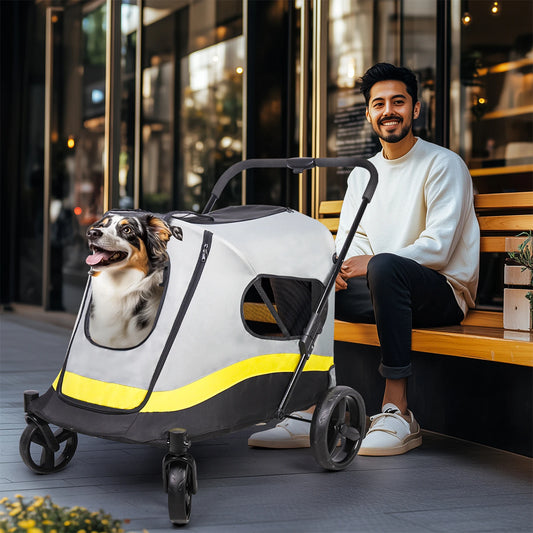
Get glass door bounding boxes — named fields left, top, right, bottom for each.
left=43, top=0, right=139, bottom=312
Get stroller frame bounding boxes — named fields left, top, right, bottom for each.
left=20, top=157, right=377, bottom=526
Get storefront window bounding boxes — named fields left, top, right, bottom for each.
left=141, top=0, right=243, bottom=213
left=453, top=0, right=533, bottom=189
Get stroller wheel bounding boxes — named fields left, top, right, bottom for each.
left=19, top=421, right=78, bottom=474
left=310, top=385, right=366, bottom=471
left=167, top=461, right=194, bottom=526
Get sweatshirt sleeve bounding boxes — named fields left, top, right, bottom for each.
left=395, top=153, right=474, bottom=270
left=335, top=169, right=374, bottom=258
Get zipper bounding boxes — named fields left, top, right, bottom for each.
left=140, top=230, right=213, bottom=410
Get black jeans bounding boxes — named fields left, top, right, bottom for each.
left=335, top=253, right=464, bottom=379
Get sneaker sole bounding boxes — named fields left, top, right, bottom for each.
left=248, top=436, right=310, bottom=449
left=358, top=434, right=422, bottom=457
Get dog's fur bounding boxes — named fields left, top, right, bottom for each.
left=86, top=213, right=172, bottom=348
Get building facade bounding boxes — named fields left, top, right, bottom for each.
left=2, top=0, right=532, bottom=314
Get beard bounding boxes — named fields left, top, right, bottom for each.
left=372, top=115, right=413, bottom=144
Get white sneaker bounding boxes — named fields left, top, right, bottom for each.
left=248, top=411, right=312, bottom=448
left=358, top=403, right=422, bottom=456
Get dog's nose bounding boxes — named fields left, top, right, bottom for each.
left=87, top=228, right=103, bottom=239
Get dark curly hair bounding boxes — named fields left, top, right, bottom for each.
left=360, top=63, right=418, bottom=106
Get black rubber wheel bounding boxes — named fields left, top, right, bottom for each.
left=167, top=461, right=193, bottom=526
left=19, top=421, right=78, bottom=474
left=310, top=385, right=366, bottom=471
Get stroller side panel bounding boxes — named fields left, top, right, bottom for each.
left=31, top=207, right=337, bottom=444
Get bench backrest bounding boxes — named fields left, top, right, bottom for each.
left=318, top=191, right=533, bottom=253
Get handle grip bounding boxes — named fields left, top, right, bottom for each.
left=203, top=156, right=377, bottom=213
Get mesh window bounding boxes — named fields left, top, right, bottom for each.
left=242, top=276, right=326, bottom=338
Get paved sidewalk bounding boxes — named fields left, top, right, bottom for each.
left=1, top=309, right=532, bottom=532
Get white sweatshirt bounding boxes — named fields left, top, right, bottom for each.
left=336, top=138, right=480, bottom=316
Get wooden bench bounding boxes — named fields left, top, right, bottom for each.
left=318, top=191, right=533, bottom=367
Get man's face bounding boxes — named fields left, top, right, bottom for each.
left=366, top=80, right=420, bottom=144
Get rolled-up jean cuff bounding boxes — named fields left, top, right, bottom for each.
left=379, top=363, right=413, bottom=379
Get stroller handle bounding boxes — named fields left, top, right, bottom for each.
left=202, top=157, right=378, bottom=213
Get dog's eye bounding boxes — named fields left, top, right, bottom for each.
left=122, top=226, right=133, bottom=234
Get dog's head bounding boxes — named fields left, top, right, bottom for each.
left=86, top=213, right=172, bottom=275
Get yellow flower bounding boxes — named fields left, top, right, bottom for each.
left=63, top=521, right=71, bottom=527
left=0, top=498, right=8, bottom=504
left=9, top=509, right=20, bottom=517
left=42, top=521, right=53, bottom=526
left=14, top=495, right=23, bottom=500
left=17, top=519, right=36, bottom=528
left=33, top=498, right=45, bottom=508
left=28, top=529, right=43, bottom=533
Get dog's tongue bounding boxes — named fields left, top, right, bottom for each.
left=86, top=250, right=112, bottom=266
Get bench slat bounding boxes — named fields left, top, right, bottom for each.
left=320, top=226, right=526, bottom=251
left=478, top=214, right=533, bottom=232
left=461, top=310, right=503, bottom=328
left=319, top=200, right=344, bottom=215
left=475, top=191, right=533, bottom=210
left=318, top=218, right=340, bottom=232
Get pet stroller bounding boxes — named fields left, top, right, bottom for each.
left=20, top=157, right=377, bottom=525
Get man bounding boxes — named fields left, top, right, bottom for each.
left=248, top=62, right=480, bottom=455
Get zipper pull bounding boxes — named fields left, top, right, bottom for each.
left=201, top=242, right=210, bottom=262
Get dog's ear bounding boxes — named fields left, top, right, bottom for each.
left=145, top=215, right=172, bottom=266
left=147, top=215, right=171, bottom=242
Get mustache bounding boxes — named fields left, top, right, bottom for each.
left=379, top=115, right=403, bottom=125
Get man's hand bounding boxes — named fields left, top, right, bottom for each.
left=335, top=255, right=373, bottom=291
left=335, top=273, right=347, bottom=292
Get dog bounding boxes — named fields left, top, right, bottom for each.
left=85, top=212, right=174, bottom=348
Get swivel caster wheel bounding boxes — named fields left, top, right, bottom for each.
left=310, top=385, right=366, bottom=471
left=19, top=420, right=78, bottom=474
left=165, top=459, right=196, bottom=526
left=163, top=429, right=197, bottom=526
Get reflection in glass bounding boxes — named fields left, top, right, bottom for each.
left=142, top=60, right=173, bottom=212
left=118, top=1, right=140, bottom=210
left=326, top=0, right=378, bottom=201
left=325, top=0, right=436, bottom=201
left=457, top=0, right=533, bottom=173
left=181, top=36, right=244, bottom=211
left=141, top=0, right=243, bottom=213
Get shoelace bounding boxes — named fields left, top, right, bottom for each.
left=367, top=411, right=408, bottom=436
